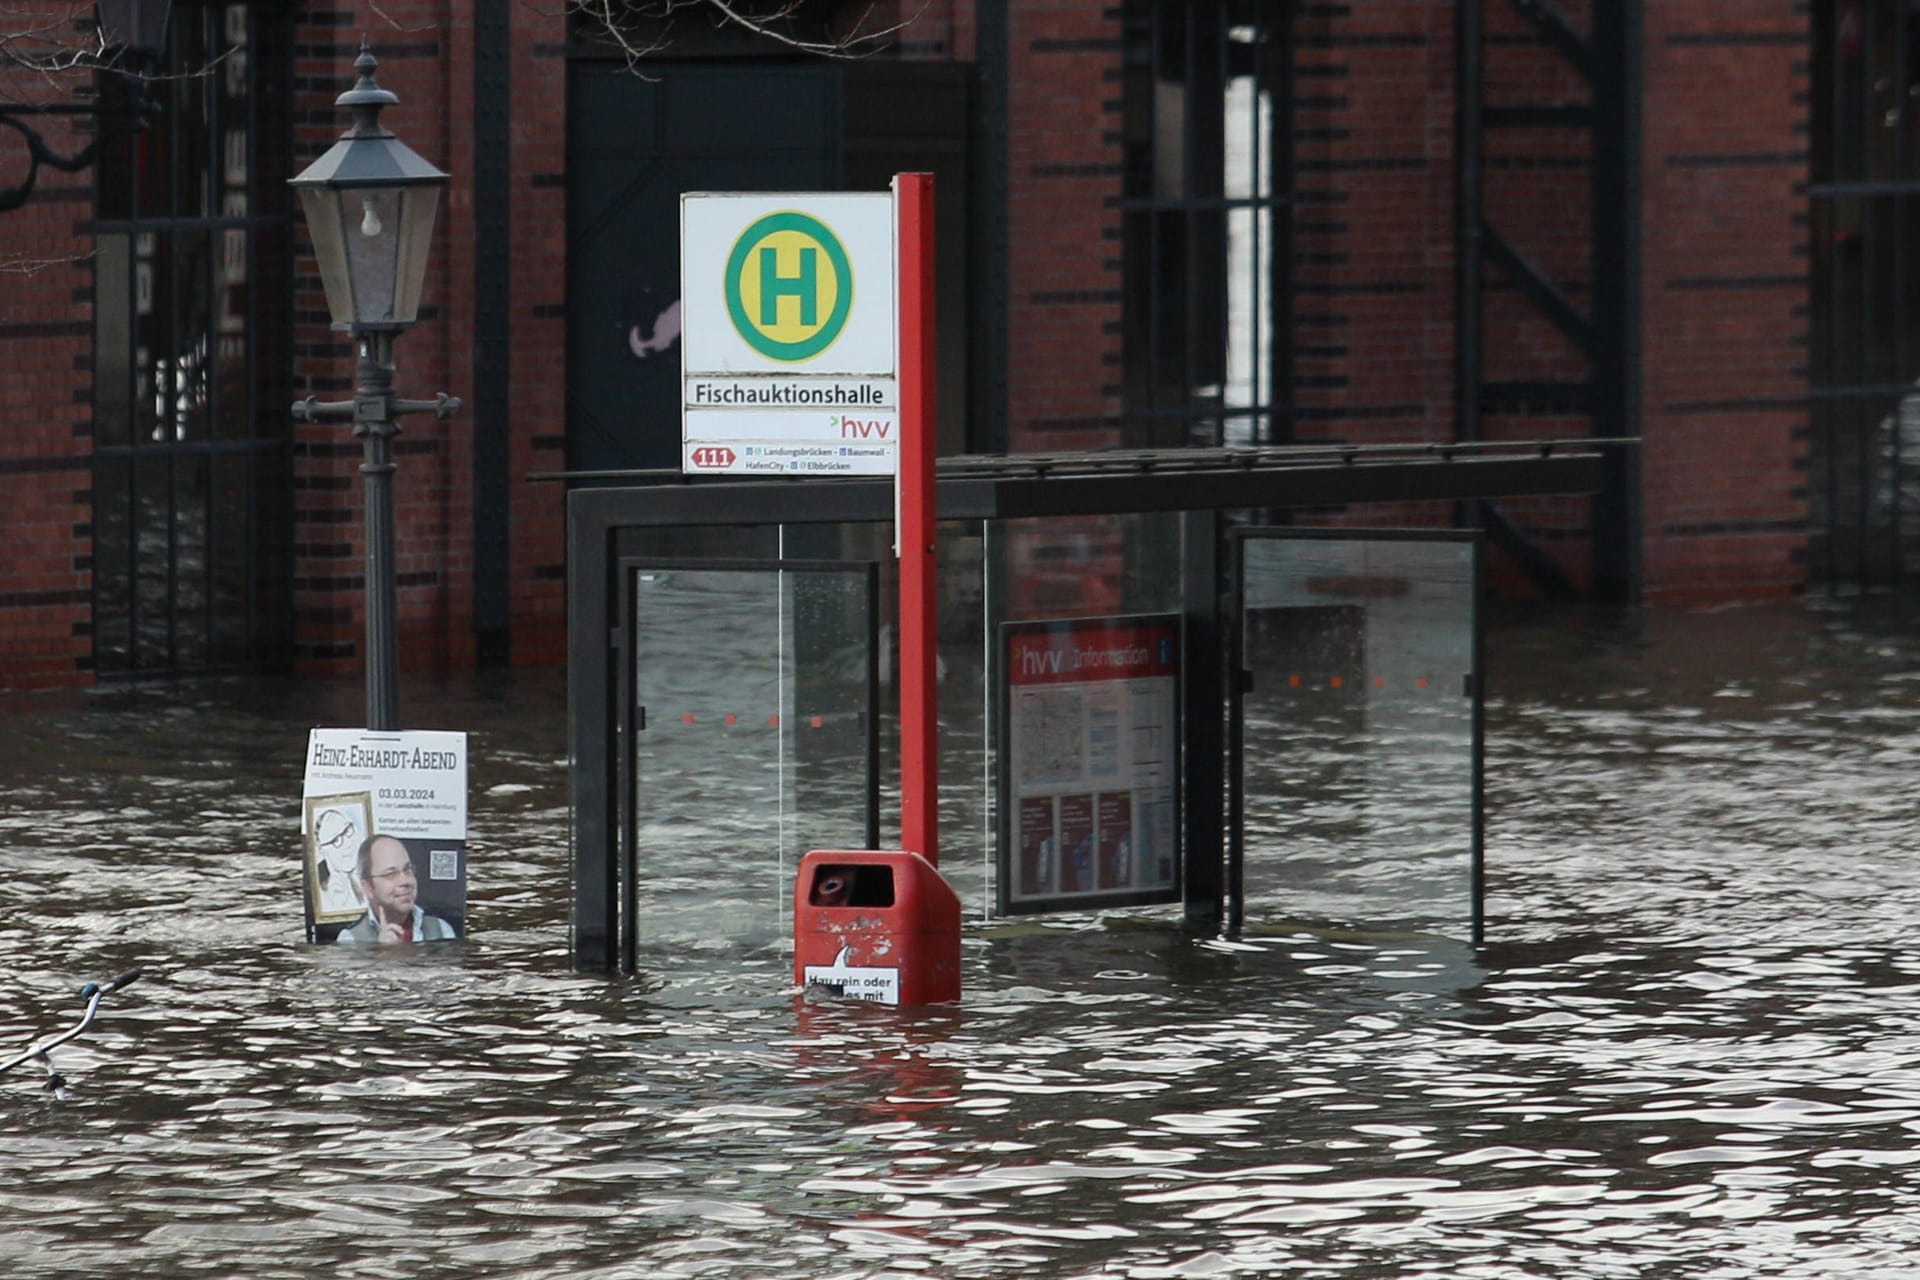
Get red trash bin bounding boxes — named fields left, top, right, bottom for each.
left=793, top=849, right=961, bottom=1006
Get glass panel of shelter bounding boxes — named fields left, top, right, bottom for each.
left=1232, top=531, right=1482, bottom=942
left=613, top=520, right=996, bottom=963
left=623, top=558, right=878, bottom=971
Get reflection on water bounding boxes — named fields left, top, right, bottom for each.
left=4, top=600, right=1920, bottom=1276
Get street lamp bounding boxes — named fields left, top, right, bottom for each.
left=0, top=0, right=172, bottom=212
left=290, top=41, right=461, bottom=733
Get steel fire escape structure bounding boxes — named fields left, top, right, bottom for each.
left=1456, top=0, right=1641, bottom=601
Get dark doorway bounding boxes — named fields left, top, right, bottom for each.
left=565, top=60, right=970, bottom=476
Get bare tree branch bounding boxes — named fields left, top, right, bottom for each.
left=554, top=0, right=671, bottom=70
left=557, top=0, right=918, bottom=65
left=358, top=0, right=443, bottom=38
left=696, top=0, right=900, bottom=56
left=0, top=245, right=95, bottom=275
left=0, top=2, right=221, bottom=104
left=0, top=2, right=109, bottom=103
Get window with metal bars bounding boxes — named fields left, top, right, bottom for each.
left=1120, top=0, right=1290, bottom=449
left=90, top=3, right=294, bottom=674
left=1810, top=0, right=1920, bottom=588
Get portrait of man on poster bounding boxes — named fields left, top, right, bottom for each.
left=335, top=834, right=459, bottom=945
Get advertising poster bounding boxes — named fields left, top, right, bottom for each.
left=999, top=614, right=1181, bottom=914
left=301, top=728, right=468, bottom=945
left=1058, top=794, right=1096, bottom=892
left=1018, top=797, right=1056, bottom=896
left=1096, top=791, right=1133, bottom=889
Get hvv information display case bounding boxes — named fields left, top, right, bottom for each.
left=999, top=614, right=1181, bottom=915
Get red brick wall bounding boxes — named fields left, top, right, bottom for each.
left=0, top=0, right=1841, bottom=694
left=506, top=0, right=571, bottom=666
left=0, top=6, right=100, bottom=689
left=1638, top=0, right=1809, bottom=603
left=1292, top=0, right=1811, bottom=604
left=1291, top=0, right=1458, bottom=456
left=1003, top=2, right=1125, bottom=453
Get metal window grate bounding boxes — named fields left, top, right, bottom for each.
left=90, top=2, right=295, bottom=676
left=1809, top=0, right=1920, bottom=589
left=1120, top=0, right=1291, bottom=450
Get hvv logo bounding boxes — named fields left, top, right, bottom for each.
left=836, top=415, right=893, bottom=440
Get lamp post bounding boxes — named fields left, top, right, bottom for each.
left=290, top=41, right=461, bottom=733
left=0, top=0, right=171, bottom=212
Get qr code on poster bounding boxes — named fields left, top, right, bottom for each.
left=429, top=848, right=460, bottom=881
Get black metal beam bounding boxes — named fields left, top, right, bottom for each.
left=1181, top=510, right=1223, bottom=932
left=1590, top=0, right=1643, bottom=603
left=974, top=0, right=1010, bottom=453
left=1470, top=536, right=1486, bottom=945
left=563, top=450, right=1610, bottom=531
left=1481, top=223, right=1597, bottom=357
left=567, top=494, right=621, bottom=972
left=1481, top=380, right=1593, bottom=415
left=946, top=453, right=1608, bottom=521
left=1456, top=0, right=1484, bottom=450
left=1506, top=0, right=1594, bottom=81
left=1480, top=500, right=1581, bottom=600
left=473, top=0, right=512, bottom=661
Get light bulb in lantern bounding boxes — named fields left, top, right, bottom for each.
left=359, top=196, right=383, bottom=238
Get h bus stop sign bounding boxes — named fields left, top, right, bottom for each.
left=680, top=192, right=898, bottom=478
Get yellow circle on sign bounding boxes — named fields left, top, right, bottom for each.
left=735, top=228, right=845, bottom=347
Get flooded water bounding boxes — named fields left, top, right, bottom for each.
left=4, top=599, right=1920, bottom=1277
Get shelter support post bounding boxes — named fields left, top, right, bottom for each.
left=566, top=500, right=618, bottom=972
left=1182, top=509, right=1225, bottom=931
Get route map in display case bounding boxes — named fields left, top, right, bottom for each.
left=999, top=614, right=1181, bottom=915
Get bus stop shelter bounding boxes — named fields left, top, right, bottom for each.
left=566, top=440, right=1608, bottom=974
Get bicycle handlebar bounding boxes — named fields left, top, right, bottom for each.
left=1, top=969, right=144, bottom=1079
left=83, top=969, right=141, bottom=999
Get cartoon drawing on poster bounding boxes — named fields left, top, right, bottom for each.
left=301, top=728, right=468, bottom=945
left=304, top=792, right=373, bottom=924
left=1001, top=614, right=1180, bottom=914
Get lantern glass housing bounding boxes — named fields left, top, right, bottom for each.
left=293, top=181, right=443, bottom=331
left=289, top=43, right=448, bottom=333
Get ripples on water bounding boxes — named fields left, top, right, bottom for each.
left=3, top=601, right=1920, bottom=1276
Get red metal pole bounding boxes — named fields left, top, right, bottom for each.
left=896, top=173, right=937, bottom=865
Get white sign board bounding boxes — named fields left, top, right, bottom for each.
left=802, top=944, right=902, bottom=1006
left=301, top=728, right=468, bottom=945
left=681, top=192, right=897, bottom=477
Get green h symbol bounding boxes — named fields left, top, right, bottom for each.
left=759, top=245, right=818, bottom=326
